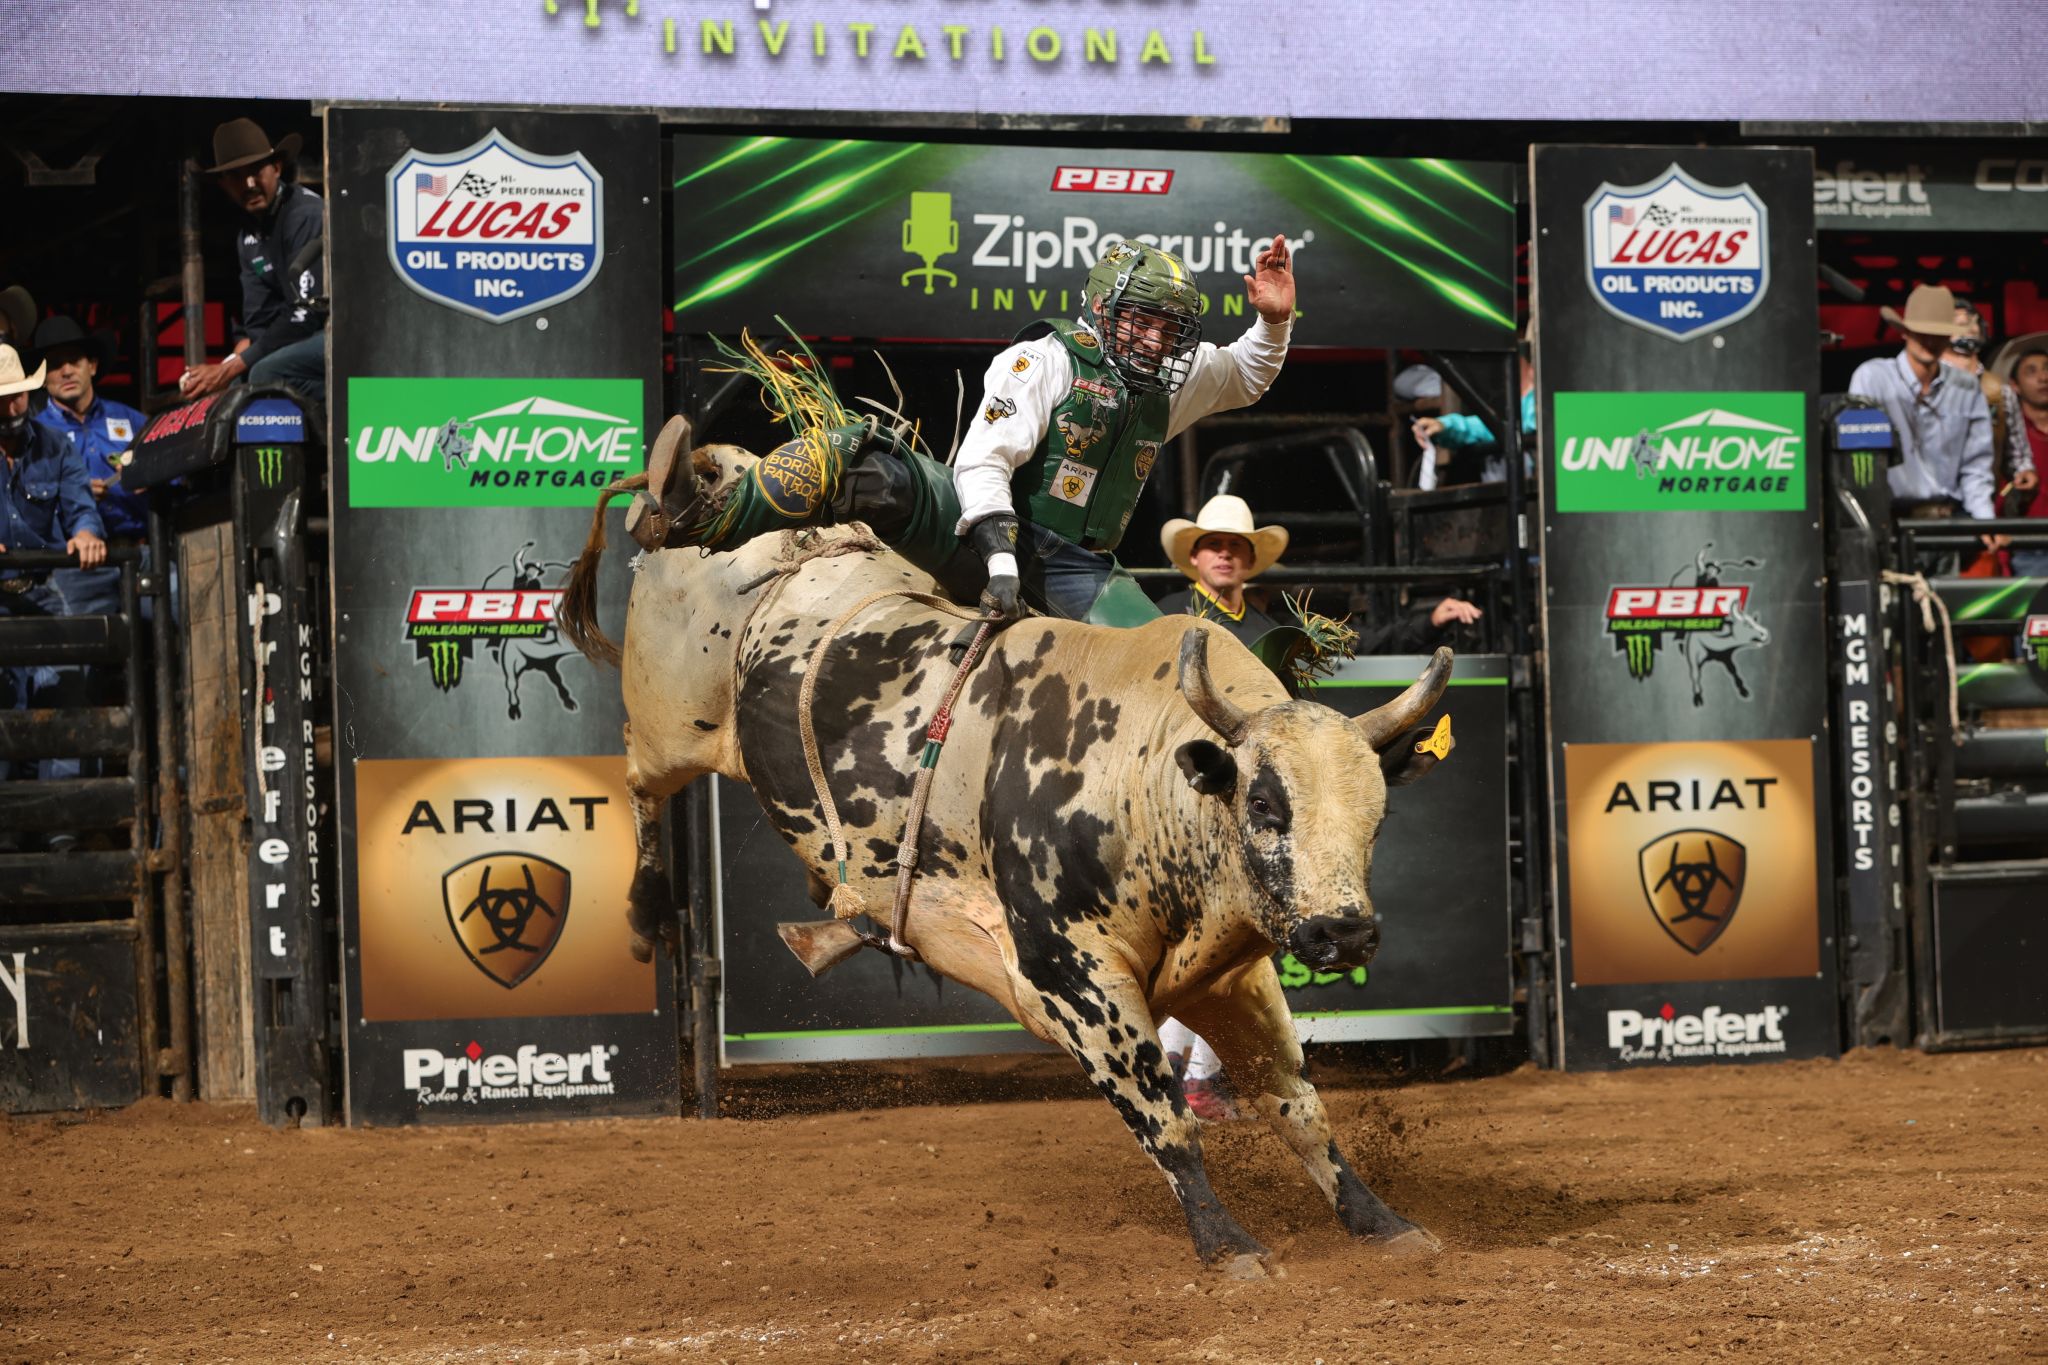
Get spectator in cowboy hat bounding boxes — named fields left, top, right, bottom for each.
left=1159, top=493, right=1482, bottom=654
left=1849, top=284, right=2000, bottom=548
left=1993, top=329, right=2048, bottom=578
left=0, top=341, right=106, bottom=790
left=179, top=117, right=326, bottom=400
left=32, top=316, right=147, bottom=551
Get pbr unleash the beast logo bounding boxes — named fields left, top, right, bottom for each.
left=1604, top=543, right=1770, bottom=705
left=1584, top=163, right=1768, bottom=342
left=386, top=130, right=604, bottom=324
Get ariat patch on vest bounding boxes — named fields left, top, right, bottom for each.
left=1052, top=459, right=1098, bottom=505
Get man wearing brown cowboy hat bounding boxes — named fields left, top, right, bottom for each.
left=0, top=341, right=106, bottom=786
left=1159, top=493, right=1483, bottom=653
left=179, top=118, right=326, bottom=400
left=1849, top=284, right=2000, bottom=546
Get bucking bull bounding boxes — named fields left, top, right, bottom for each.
left=560, top=437, right=1455, bottom=1277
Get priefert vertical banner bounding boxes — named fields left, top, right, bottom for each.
left=1530, top=146, right=1840, bottom=1071
left=327, top=107, right=677, bottom=1124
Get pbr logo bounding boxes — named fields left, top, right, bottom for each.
left=442, top=851, right=570, bottom=989
left=405, top=543, right=581, bottom=719
left=2025, top=615, right=2048, bottom=675
left=1639, top=829, right=1746, bottom=955
left=1605, top=544, right=1770, bottom=705
left=1584, top=163, right=1768, bottom=342
left=386, top=130, right=603, bottom=324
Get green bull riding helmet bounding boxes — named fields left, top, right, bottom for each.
left=1084, top=240, right=1204, bottom=395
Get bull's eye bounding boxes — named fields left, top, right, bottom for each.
left=1249, top=796, right=1272, bottom=818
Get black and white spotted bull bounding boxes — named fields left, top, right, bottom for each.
left=561, top=442, right=1455, bottom=1276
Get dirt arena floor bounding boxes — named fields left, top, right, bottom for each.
left=4, top=1046, right=2046, bottom=1364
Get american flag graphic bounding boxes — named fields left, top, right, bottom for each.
left=415, top=172, right=448, bottom=196
left=1608, top=205, right=1635, bottom=225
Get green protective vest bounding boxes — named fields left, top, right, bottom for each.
left=1011, top=319, right=1172, bottom=553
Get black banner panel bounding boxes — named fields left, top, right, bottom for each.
left=1531, top=146, right=1840, bottom=1070
left=0, top=933, right=143, bottom=1112
left=717, top=655, right=1514, bottom=1062
left=327, top=107, right=676, bottom=1124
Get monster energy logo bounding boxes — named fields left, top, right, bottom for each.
left=253, top=445, right=286, bottom=487
left=1851, top=450, right=1876, bottom=488
left=1624, top=632, right=1656, bottom=679
left=426, top=638, right=465, bottom=690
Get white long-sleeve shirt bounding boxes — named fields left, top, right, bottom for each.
left=952, top=314, right=1292, bottom=532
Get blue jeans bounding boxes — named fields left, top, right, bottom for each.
left=2011, top=548, right=2048, bottom=581
left=0, top=581, right=90, bottom=783
left=1019, top=524, right=1117, bottom=620
left=248, top=332, right=327, bottom=399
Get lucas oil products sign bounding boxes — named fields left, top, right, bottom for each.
left=670, top=135, right=1517, bottom=351
left=1583, top=164, right=1768, bottom=342
left=328, top=106, right=673, bottom=1124
left=386, top=130, right=602, bottom=324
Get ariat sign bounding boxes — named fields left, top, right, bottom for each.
left=1605, top=1004, right=1790, bottom=1064
left=386, top=130, right=603, bottom=323
left=1583, top=163, right=1768, bottom=341
left=1553, top=391, right=1807, bottom=512
left=346, top=377, right=642, bottom=508
left=402, top=1041, right=618, bottom=1104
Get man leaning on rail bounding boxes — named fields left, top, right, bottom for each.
left=0, top=342, right=107, bottom=803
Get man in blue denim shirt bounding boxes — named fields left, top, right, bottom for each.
left=32, top=317, right=145, bottom=611
left=1, top=342, right=107, bottom=785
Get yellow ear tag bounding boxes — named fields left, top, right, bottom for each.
left=1416, top=714, right=1452, bottom=760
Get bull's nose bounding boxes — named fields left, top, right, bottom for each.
left=1287, top=914, right=1380, bottom=970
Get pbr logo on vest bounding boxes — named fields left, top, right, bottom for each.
left=386, top=130, right=603, bottom=324
left=1584, top=163, right=1768, bottom=342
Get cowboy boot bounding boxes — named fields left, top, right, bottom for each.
left=623, top=415, right=719, bottom=552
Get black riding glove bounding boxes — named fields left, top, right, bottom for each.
left=968, top=514, right=1024, bottom=618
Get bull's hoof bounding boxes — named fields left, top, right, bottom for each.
left=1216, top=1251, right=1285, bottom=1281
left=777, top=919, right=868, bottom=977
left=1375, top=1226, right=1442, bottom=1257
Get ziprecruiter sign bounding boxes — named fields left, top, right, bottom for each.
left=1552, top=391, right=1807, bottom=512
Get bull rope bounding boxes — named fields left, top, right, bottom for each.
left=1881, top=569, right=1964, bottom=745
left=795, top=587, right=998, bottom=960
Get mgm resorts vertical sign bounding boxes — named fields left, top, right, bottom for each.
left=327, top=106, right=675, bottom=1124
left=1532, top=145, right=1839, bottom=1070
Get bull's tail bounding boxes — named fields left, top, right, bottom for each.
left=558, top=472, right=648, bottom=670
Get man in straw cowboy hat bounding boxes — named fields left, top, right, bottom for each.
left=1849, top=284, right=2001, bottom=548
left=179, top=118, right=326, bottom=399
left=0, top=341, right=106, bottom=786
left=1160, top=493, right=1484, bottom=654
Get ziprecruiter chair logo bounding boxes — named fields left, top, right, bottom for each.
left=1638, top=829, right=1746, bottom=954
left=901, top=191, right=960, bottom=294
left=442, top=851, right=571, bottom=988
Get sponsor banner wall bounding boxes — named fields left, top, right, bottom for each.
left=718, top=656, right=1515, bottom=1062
left=328, top=107, right=676, bottom=1124
left=1813, top=146, right=2048, bottom=233
left=17, top=3, right=2046, bottom=123
left=671, top=135, right=1517, bottom=351
left=1531, top=146, right=1839, bottom=1070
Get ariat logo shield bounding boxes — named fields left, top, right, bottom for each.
left=1051, top=458, right=1098, bottom=506
left=983, top=396, right=1017, bottom=424
left=442, top=851, right=570, bottom=989
left=1639, top=829, right=1746, bottom=954
left=1011, top=354, right=1032, bottom=374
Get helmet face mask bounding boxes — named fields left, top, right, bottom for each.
left=1086, top=241, right=1203, bottom=394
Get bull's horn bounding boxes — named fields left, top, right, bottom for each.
left=1355, top=646, right=1455, bottom=750
left=1178, top=628, right=1250, bottom=747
